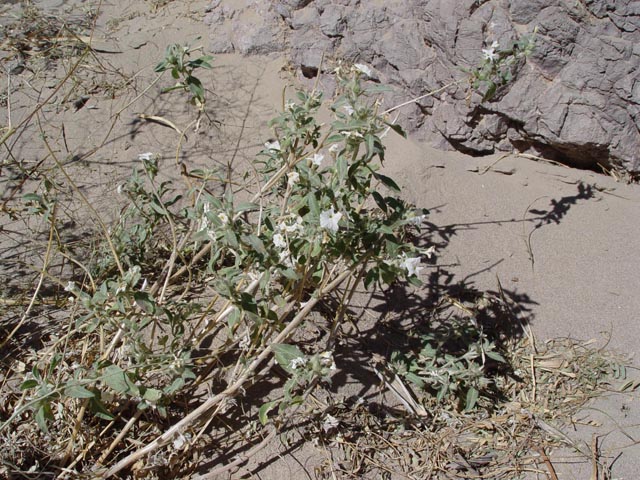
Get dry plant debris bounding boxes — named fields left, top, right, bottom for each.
left=0, top=3, right=634, bottom=480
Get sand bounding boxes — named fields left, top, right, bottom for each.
left=1, top=0, right=638, bottom=478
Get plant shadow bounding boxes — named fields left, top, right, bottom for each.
left=188, top=181, right=602, bottom=477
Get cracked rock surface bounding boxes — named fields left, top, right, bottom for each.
left=205, top=0, right=640, bottom=174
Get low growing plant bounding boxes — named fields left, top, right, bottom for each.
left=154, top=40, right=213, bottom=110
left=6, top=64, right=433, bottom=477
left=468, top=30, right=537, bottom=101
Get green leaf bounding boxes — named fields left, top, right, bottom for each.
left=365, top=84, right=393, bottom=94
left=310, top=239, right=322, bottom=258
left=190, top=55, right=214, bottom=69
left=483, top=82, right=497, bottom=101
left=142, top=387, right=163, bottom=403
left=619, top=380, right=640, bottom=392
left=102, top=364, right=139, bottom=396
left=133, top=292, right=157, bottom=314
left=336, top=154, right=347, bottom=181
left=235, top=202, right=258, bottom=213
left=20, top=379, right=38, bottom=390
left=485, top=350, right=506, bottom=363
left=227, top=307, right=241, bottom=329
left=22, top=193, right=43, bottom=203
left=325, top=134, right=343, bottom=144
left=186, top=76, right=204, bottom=99
left=259, top=401, right=277, bottom=425
left=154, top=60, right=169, bottom=73
left=280, top=268, right=300, bottom=281
left=149, top=201, right=168, bottom=216
left=238, top=292, right=258, bottom=314
left=365, top=133, right=375, bottom=160
left=465, top=387, right=479, bottom=411
left=64, top=384, right=95, bottom=399
left=273, top=344, right=305, bottom=374
left=89, top=396, right=115, bottom=420
left=364, top=268, right=378, bottom=289
left=385, top=122, right=406, bottom=138
left=405, top=372, right=426, bottom=389
left=35, top=403, right=53, bottom=433
left=243, top=234, right=267, bottom=256
left=307, top=193, right=320, bottom=218
left=378, top=224, right=394, bottom=234
left=164, top=377, right=185, bottom=395
left=371, top=190, right=387, bottom=213
left=224, top=229, right=239, bottom=249
left=373, top=172, right=401, bottom=192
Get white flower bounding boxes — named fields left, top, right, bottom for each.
left=328, top=144, right=340, bottom=154
left=423, top=245, right=436, bottom=259
left=199, top=217, right=209, bottom=232
left=408, top=214, right=427, bottom=226
left=217, top=212, right=229, bottom=225
left=342, top=105, right=355, bottom=116
left=239, top=334, right=251, bottom=350
left=354, top=63, right=372, bottom=77
left=264, top=139, right=281, bottom=151
left=287, top=171, right=300, bottom=187
left=319, top=351, right=336, bottom=371
left=291, top=357, right=308, bottom=370
left=309, top=153, right=324, bottom=166
left=172, top=433, right=189, bottom=451
left=279, top=249, right=295, bottom=268
left=322, top=414, right=340, bottom=433
left=278, top=216, right=304, bottom=234
left=320, top=207, right=342, bottom=234
left=138, top=152, right=154, bottom=161
left=482, top=47, right=498, bottom=62
left=272, top=233, right=287, bottom=249
left=116, top=184, right=124, bottom=195
left=490, top=40, right=500, bottom=49
left=64, top=281, right=76, bottom=292
left=285, top=101, right=295, bottom=111
left=340, top=130, right=364, bottom=139
left=400, top=254, right=422, bottom=277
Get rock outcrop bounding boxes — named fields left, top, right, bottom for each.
left=205, top=0, right=640, bottom=174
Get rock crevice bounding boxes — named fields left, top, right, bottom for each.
left=205, top=0, right=640, bottom=174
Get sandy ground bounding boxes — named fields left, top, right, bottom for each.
left=2, top=1, right=639, bottom=478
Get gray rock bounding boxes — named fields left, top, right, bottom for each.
left=205, top=0, right=640, bottom=174
left=320, top=6, right=347, bottom=37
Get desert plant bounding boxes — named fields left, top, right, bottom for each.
left=6, top=63, right=433, bottom=477
left=469, top=30, right=537, bottom=101
left=391, top=316, right=506, bottom=411
left=154, top=40, right=213, bottom=110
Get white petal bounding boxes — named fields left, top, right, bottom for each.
left=320, top=208, right=342, bottom=233
left=287, top=171, right=300, bottom=187
left=264, top=140, right=281, bottom=151
left=273, top=233, right=287, bottom=249
left=354, top=63, right=372, bottom=77
left=310, top=153, right=324, bottom=166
